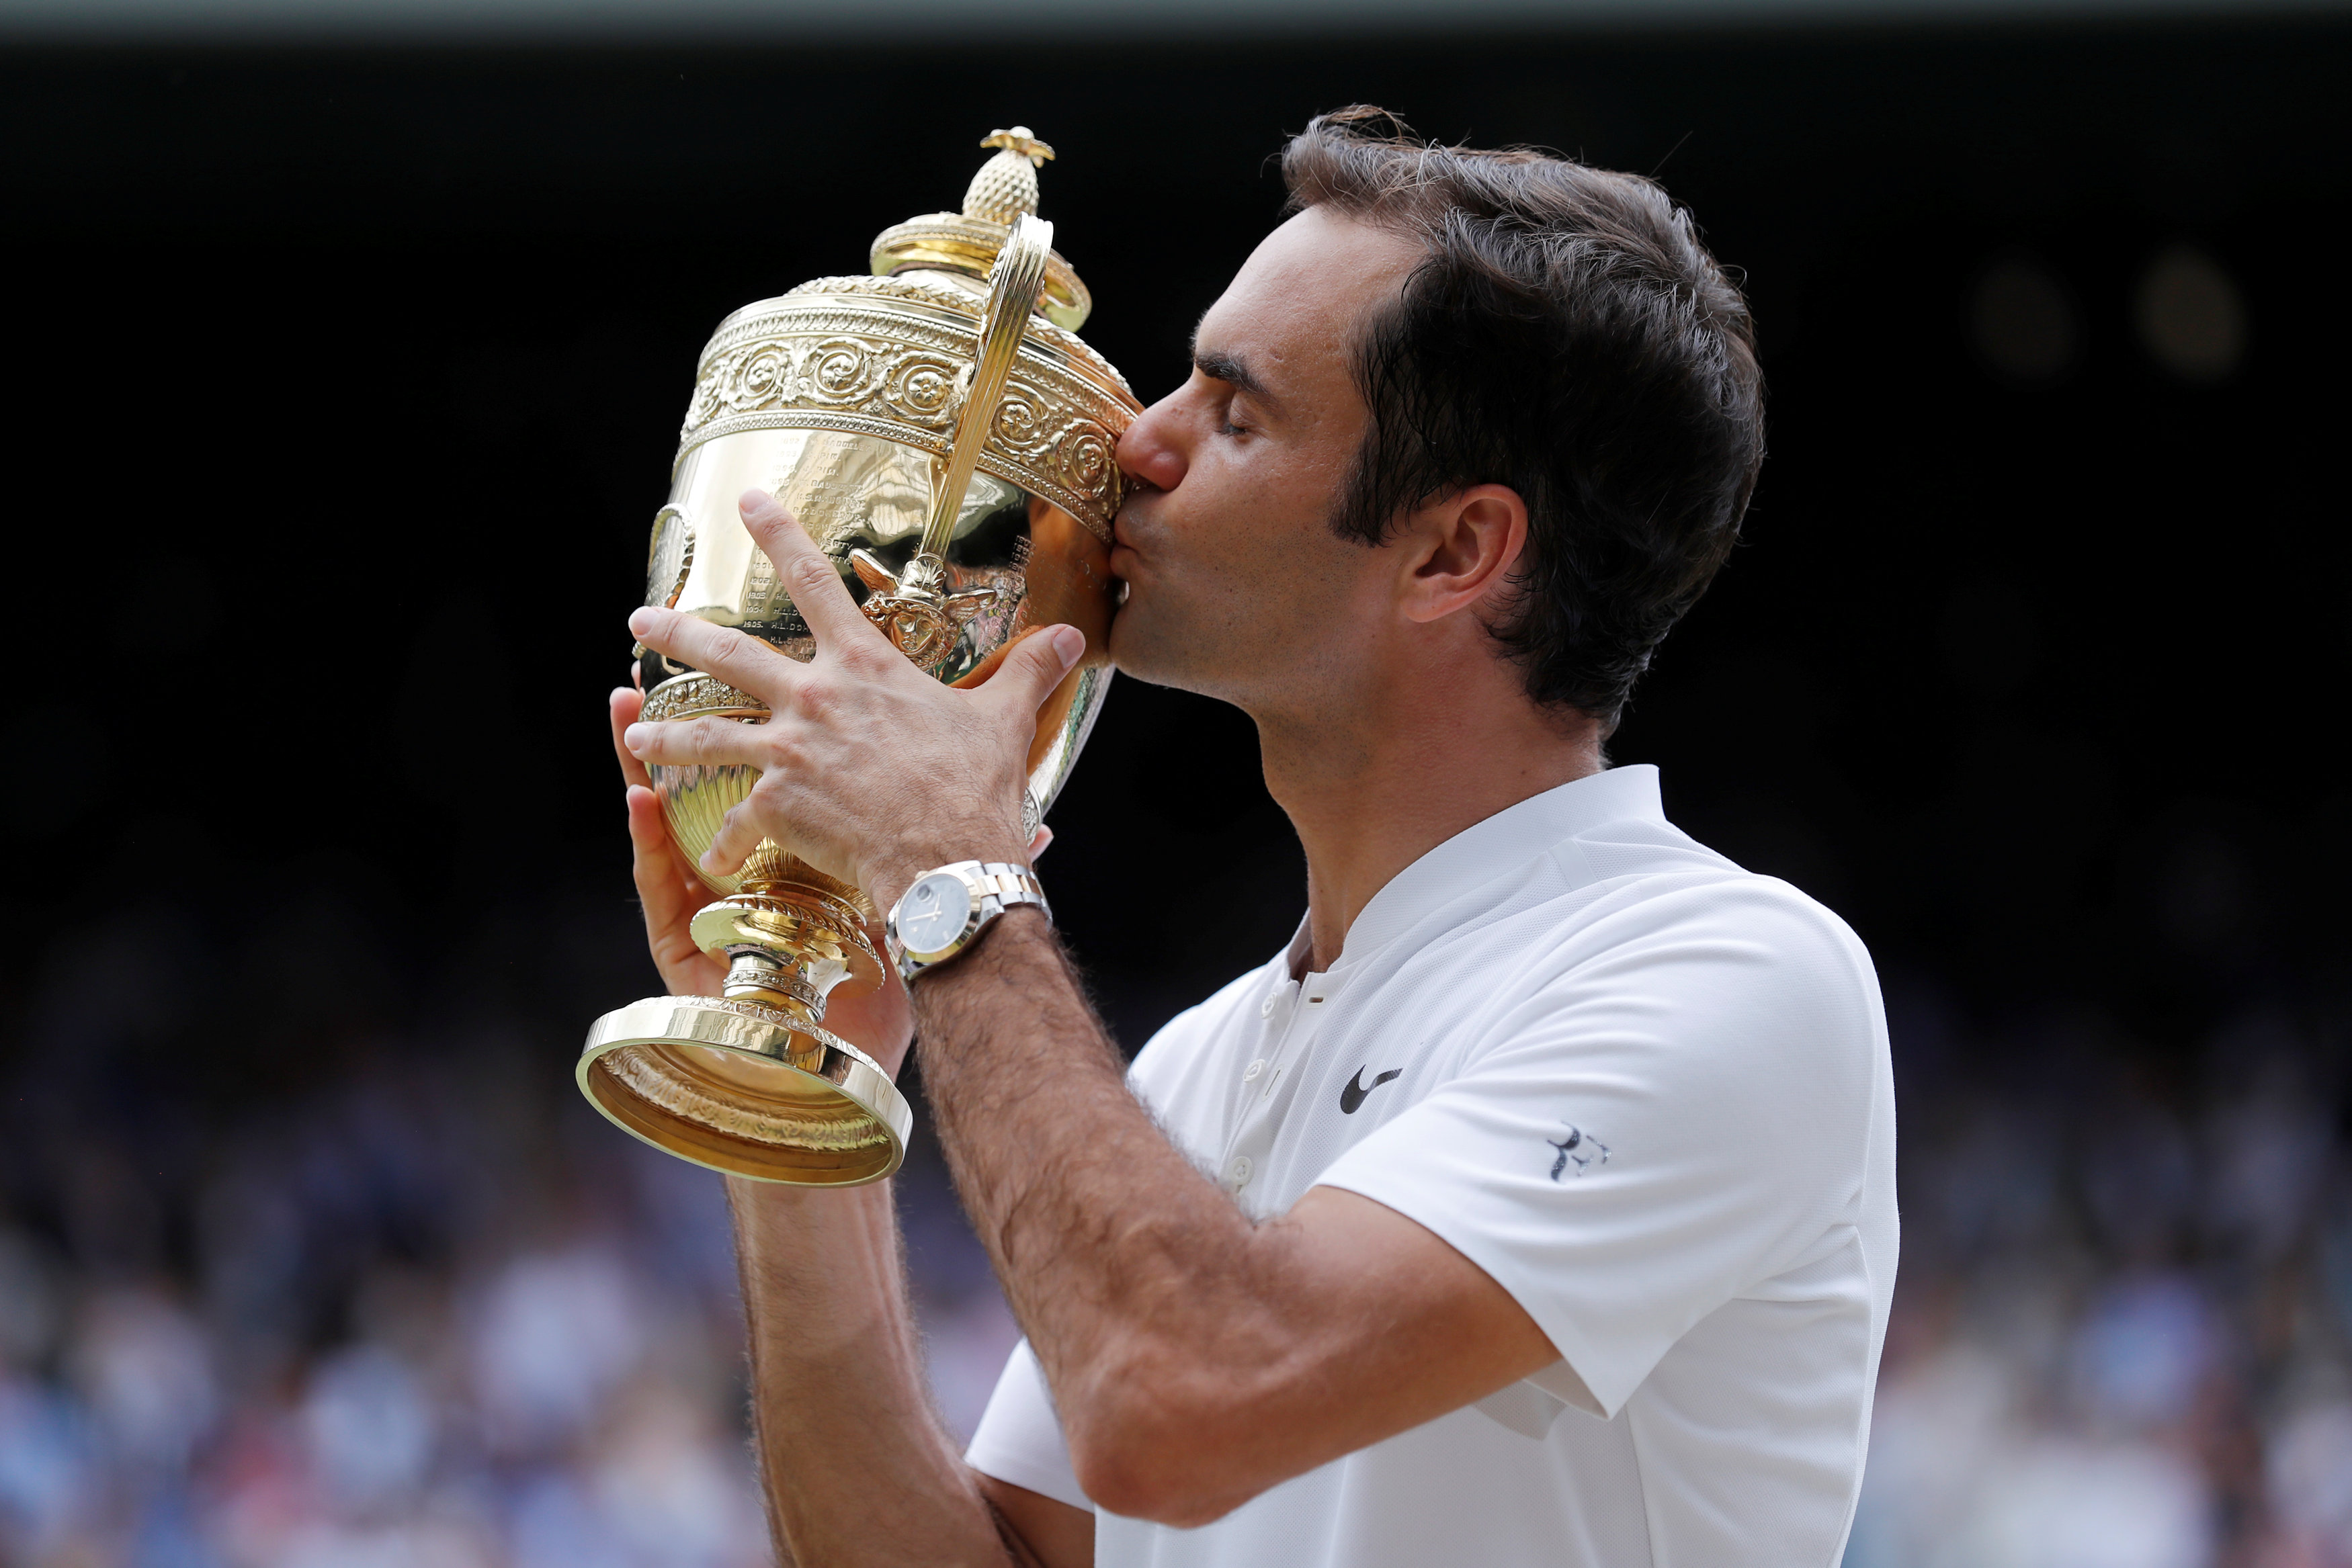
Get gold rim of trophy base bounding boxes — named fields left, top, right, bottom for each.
left=578, top=996, right=912, bottom=1186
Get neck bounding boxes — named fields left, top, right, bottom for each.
left=1253, top=668, right=1603, bottom=976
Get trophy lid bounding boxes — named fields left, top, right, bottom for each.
left=674, top=124, right=1140, bottom=544
left=872, top=127, right=1095, bottom=332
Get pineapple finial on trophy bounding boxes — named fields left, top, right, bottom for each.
left=964, top=127, right=1056, bottom=224
left=872, top=124, right=1093, bottom=331
left=983, top=125, right=1056, bottom=163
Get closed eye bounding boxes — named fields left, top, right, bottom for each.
left=1210, top=395, right=1254, bottom=439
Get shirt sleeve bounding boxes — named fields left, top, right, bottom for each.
left=1314, top=878, right=1885, bottom=1419
left=965, top=1337, right=1092, bottom=1513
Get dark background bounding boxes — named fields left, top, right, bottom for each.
left=3, top=18, right=2349, bottom=1565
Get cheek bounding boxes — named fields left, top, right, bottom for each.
left=1182, top=439, right=1305, bottom=536
left=1146, top=486, right=1261, bottom=589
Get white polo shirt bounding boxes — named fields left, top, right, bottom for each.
left=967, top=765, right=1897, bottom=1567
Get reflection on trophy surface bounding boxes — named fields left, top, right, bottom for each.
left=578, top=127, right=1140, bottom=1185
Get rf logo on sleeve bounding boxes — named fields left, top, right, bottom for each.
left=1548, top=1124, right=1609, bottom=1181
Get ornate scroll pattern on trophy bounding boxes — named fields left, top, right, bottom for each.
left=677, top=273, right=1136, bottom=542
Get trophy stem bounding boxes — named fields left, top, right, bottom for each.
left=689, top=875, right=884, bottom=1026
left=578, top=863, right=907, bottom=1186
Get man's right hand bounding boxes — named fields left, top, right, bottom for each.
left=611, top=685, right=730, bottom=1000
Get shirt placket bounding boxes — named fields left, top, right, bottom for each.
left=1218, top=970, right=1342, bottom=1204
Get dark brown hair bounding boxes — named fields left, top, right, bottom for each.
left=1282, top=106, right=1765, bottom=724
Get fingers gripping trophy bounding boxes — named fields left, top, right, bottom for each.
left=578, top=128, right=1140, bottom=1185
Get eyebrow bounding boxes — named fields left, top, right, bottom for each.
left=1191, top=340, right=1277, bottom=408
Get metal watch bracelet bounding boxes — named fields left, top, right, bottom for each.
left=884, top=861, right=1052, bottom=984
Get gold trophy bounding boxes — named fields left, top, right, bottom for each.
left=579, top=128, right=1139, bottom=1186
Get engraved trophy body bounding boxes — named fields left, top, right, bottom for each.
left=579, top=129, right=1138, bottom=1185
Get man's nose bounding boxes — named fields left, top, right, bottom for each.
left=1116, top=394, right=1188, bottom=493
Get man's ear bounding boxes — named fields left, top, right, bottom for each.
left=1398, top=484, right=1529, bottom=625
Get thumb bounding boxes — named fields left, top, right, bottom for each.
left=986, top=623, right=1085, bottom=716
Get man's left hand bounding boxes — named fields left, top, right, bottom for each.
left=623, top=488, right=1085, bottom=913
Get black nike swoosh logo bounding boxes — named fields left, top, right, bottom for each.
left=1340, top=1067, right=1402, bottom=1115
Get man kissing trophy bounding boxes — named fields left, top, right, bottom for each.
left=579, top=128, right=1138, bottom=1186
left=594, top=108, right=1894, bottom=1568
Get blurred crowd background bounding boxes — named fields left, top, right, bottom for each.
left=4, top=4, right=2349, bottom=1565
left=0, top=1049, right=1015, bottom=1568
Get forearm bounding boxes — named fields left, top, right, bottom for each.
left=911, top=916, right=1291, bottom=1503
left=728, top=1177, right=1024, bottom=1567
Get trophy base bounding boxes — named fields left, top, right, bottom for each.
left=579, top=995, right=911, bottom=1186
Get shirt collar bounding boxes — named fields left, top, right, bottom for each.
left=1332, top=765, right=1667, bottom=969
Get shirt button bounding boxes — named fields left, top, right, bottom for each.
left=1243, top=1059, right=1265, bottom=1082
left=1260, top=994, right=1278, bottom=1018
left=1228, top=1156, right=1253, bottom=1188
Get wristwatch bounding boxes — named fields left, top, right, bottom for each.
left=884, top=861, right=1052, bottom=984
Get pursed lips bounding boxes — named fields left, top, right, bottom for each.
left=1109, top=507, right=1146, bottom=580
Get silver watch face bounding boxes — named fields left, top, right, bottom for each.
left=898, top=872, right=974, bottom=954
